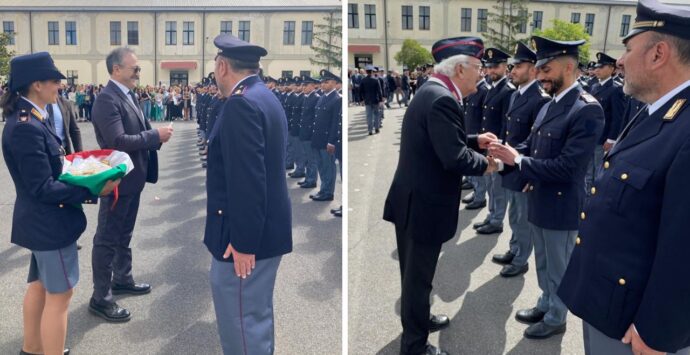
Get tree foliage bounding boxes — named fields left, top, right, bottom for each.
left=0, top=32, right=15, bottom=78
left=534, top=19, right=592, bottom=64
left=310, top=12, right=342, bottom=72
left=394, top=39, right=433, bottom=71
left=485, top=0, right=531, bottom=52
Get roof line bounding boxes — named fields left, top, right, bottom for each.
left=0, top=6, right=340, bottom=12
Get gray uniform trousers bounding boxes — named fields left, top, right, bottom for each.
left=506, top=190, right=532, bottom=266
left=531, top=224, right=577, bottom=326
left=210, top=255, right=282, bottom=355
left=92, top=193, right=140, bottom=305
left=583, top=322, right=690, bottom=355
left=487, top=172, right=508, bottom=226
left=289, top=135, right=305, bottom=174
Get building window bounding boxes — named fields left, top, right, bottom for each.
left=532, top=11, right=543, bottom=30
left=165, top=21, right=176, bottom=45
left=477, top=9, right=488, bottom=33
left=283, top=21, right=295, bottom=45
left=300, top=70, right=311, bottom=78
left=461, top=8, right=472, bottom=32
left=65, top=21, right=77, bottom=45
left=620, top=14, right=631, bottom=37
left=3, top=21, right=15, bottom=45
left=127, top=21, right=139, bottom=45
left=518, top=10, right=528, bottom=33
left=183, top=21, right=194, bottom=45
left=419, top=6, right=430, bottom=30
left=282, top=70, right=293, bottom=78
left=301, top=21, right=313, bottom=45
left=239, top=21, right=250, bottom=42
left=585, top=13, right=595, bottom=35
left=571, top=13, right=581, bottom=24
left=354, top=54, right=372, bottom=69
left=220, top=21, right=232, bottom=35
left=48, top=21, right=59, bottom=45
left=65, top=70, right=78, bottom=86
left=364, top=4, right=376, bottom=29
left=402, top=6, right=413, bottom=30
left=348, top=4, right=359, bottom=29
left=110, top=22, right=121, bottom=45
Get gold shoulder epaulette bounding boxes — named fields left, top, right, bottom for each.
left=663, top=99, right=687, bottom=121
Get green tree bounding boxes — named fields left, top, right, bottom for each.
left=534, top=19, right=591, bottom=64
left=485, top=0, right=531, bottom=53
left=0, top=32, right=15, bottom=77
left=310, top=12, right=342, bottom=72
left=394, top=39, right=433, bottom=71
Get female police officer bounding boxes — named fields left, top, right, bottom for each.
left=0, top=52, right=119, bottom=355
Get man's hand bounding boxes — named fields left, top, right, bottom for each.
left=157, top=126, right=174, bottom=143
left=477, top=133, right=499, bottom=149
left=223, top=243, right=256, bottom=279
left=622, top=324, right=665, bottom=355
left=489, top=142, right=519, bottom=166
left=99, top=179, right=121, bottom=196
left=327, top=143, right=336, bottom=155
left=603, top=141, right=614, bottom=153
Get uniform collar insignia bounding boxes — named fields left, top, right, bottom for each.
left=663, top=99, right=686, bottom=121
left=30, top=108, right=44, bottom=122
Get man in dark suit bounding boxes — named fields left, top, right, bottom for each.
left=461, top=74, right=490, bottom=206
left=359, top=65, right=383, bottom=135
left=473, top=48, right=515, bottom=233
left=205, top=34, right=292, bottom=355
left=585, top=52, right=625, bottom=196
left=492, top=42, right=551, bottom=277
left=383, top=37, right=500, bottom=355
left=558, top=1, right=690, bottom=354
left=490, top=36, right=604, bottom=340
left=89, top=47, right=174, bottom=322
left=46, top=96, right=83, bottom=154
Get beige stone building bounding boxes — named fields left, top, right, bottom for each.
left=1, top=0, right=341, bottom=86
left=348, top=0, right=686, bottom=71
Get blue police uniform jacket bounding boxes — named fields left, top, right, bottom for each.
left=289, top=93, right=304, bottom=137
left=298, top=91, right=320, bottom=141
left=2, top=99, right=98, bottom=251
left=558, top=85, right=690, bottom=353
left=500, top=82, right=550, bottom=192
left=360, top=76, right=382, bottom=105
left=480, top=77, right=515, bottom=140
left=204, top=75, right=292, bottom=261
left=329, top=104, right=342, bottom=160
left=206, top=96, right=225, bottom=136
left=311, top=90, right=340, bottom=150
left=463, top=80, right=489, bottom=136
left=510, top=85, right=604, bottom=230
left=283, top=92, right=296, bottom=132
left=591, top=78, right=625, bottom=144
left=622, top=95, right=646, bottom=128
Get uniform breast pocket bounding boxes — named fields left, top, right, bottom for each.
left=592, top=254, right=646, bottom=329
left=534, top=128, right=562, bottom=157
left=604, top=160, right=653, bottom=215
left=46, top=141, right=65, bottom=170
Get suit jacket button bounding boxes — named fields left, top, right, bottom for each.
left=576, top=236, right=581, bottom=245
left=604, top=161, right=610, bottom=169
left=506, top=131, right=510, bottom=135
left=59, top=204, right=64, bottom=208
left=534, top=149, right=538, bottom=154
left=621, top=173, right=628, bottom=180
left=218, top=210, right=223, bottom=215
left=581, top=212, right=586, bottom=220
left=557, top=191, right=562, bottom=196
left=529, top=185, right=534, bottom=191
left=507, top=116, right=511, bottom=121
left=591, top=187, right=596, bottom=195
left=618, top=278, right=626, bottom=286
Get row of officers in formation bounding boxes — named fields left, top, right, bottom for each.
left=192, top=71, right=344, bottom=217
left=382, top=0, right=690, bottom=354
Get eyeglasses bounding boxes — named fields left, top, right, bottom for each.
left=119, top=65, right=141, bottom=73
left=463, top=62, right=483, bottom=73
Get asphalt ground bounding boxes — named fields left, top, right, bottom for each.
left=0, top=119, right=341, bottom=355
left=347, top=104, right=585, bottom=355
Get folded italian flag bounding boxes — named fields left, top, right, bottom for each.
left=59, top=149, right=134, bottom=208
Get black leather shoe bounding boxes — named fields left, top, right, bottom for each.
left=300, top=183, right=317, bottom=188
left=333, top=209, right=342, bottom=217
left=285, top=164, right=294, bottom=170
left=461, top=181, right=473, bottom=190
left=476, top=224, right=503, bottom=235
left=492, top=251, right=515, bottom=264
left=524, top=321, right=566, bottom=339
left=200, top=156, right=207, bottom=161
left=88, top=299, right=131, bottom=322
left=473, top=220, right=490, bottom=229
left=201, top=162, right=207, bottom=169
left=428, top=314, right=450, bottom=332
left=368, top=131, right=373, bottom=135
left=461, top=192, right=475, bottom=204
left=421, top=344, right=449, bottom=355
left=111, top=282, right=151, bottom=295
left=289, top=172, right=306, bottom=178
left=297, top=180, right=306, bottom=186
left=311, top=194, right=334, bottom=201
left=500, top=264, right=529, bottom=277
left=76, top=243, right=82, bottom=250
left=20, top=348, right=70, bottom=355
left=465, top=200, right=486, bottom=210
left=375, top=128, right=380, bottom=134
left=515, top=307, right=546, bottom=324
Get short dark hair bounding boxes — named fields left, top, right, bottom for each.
left=650, top=33, right=690, bottom=66
left=219, top=55, right=260, bottom=73
left=106, top=47, right=136, bottom=75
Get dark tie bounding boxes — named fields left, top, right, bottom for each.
left=128, top=91, right=138, bottom=106
left=45, top=104, right=56, bottom=131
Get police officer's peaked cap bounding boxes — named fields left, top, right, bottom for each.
left=320, top=69, right=341, bottom=83
left=214, top=34, right=267, bottom=62
left=510, top=42, right=537, bottom=65
left=301, top=75, right=321, bottom=84
left=482, top=47, right=511, bottom=67
left=432, top=37, right=484, bottom=63
left=365, top=65, right=376, bottom=72
left=8, top=52, right=66, bottom=92
left=293, top=76, right=303, bottom=85
left=531, top=36, right=585, bottom=68
left=594, top=52, right=617, bottom=68
left=624, top=0, right=690, bottom=42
